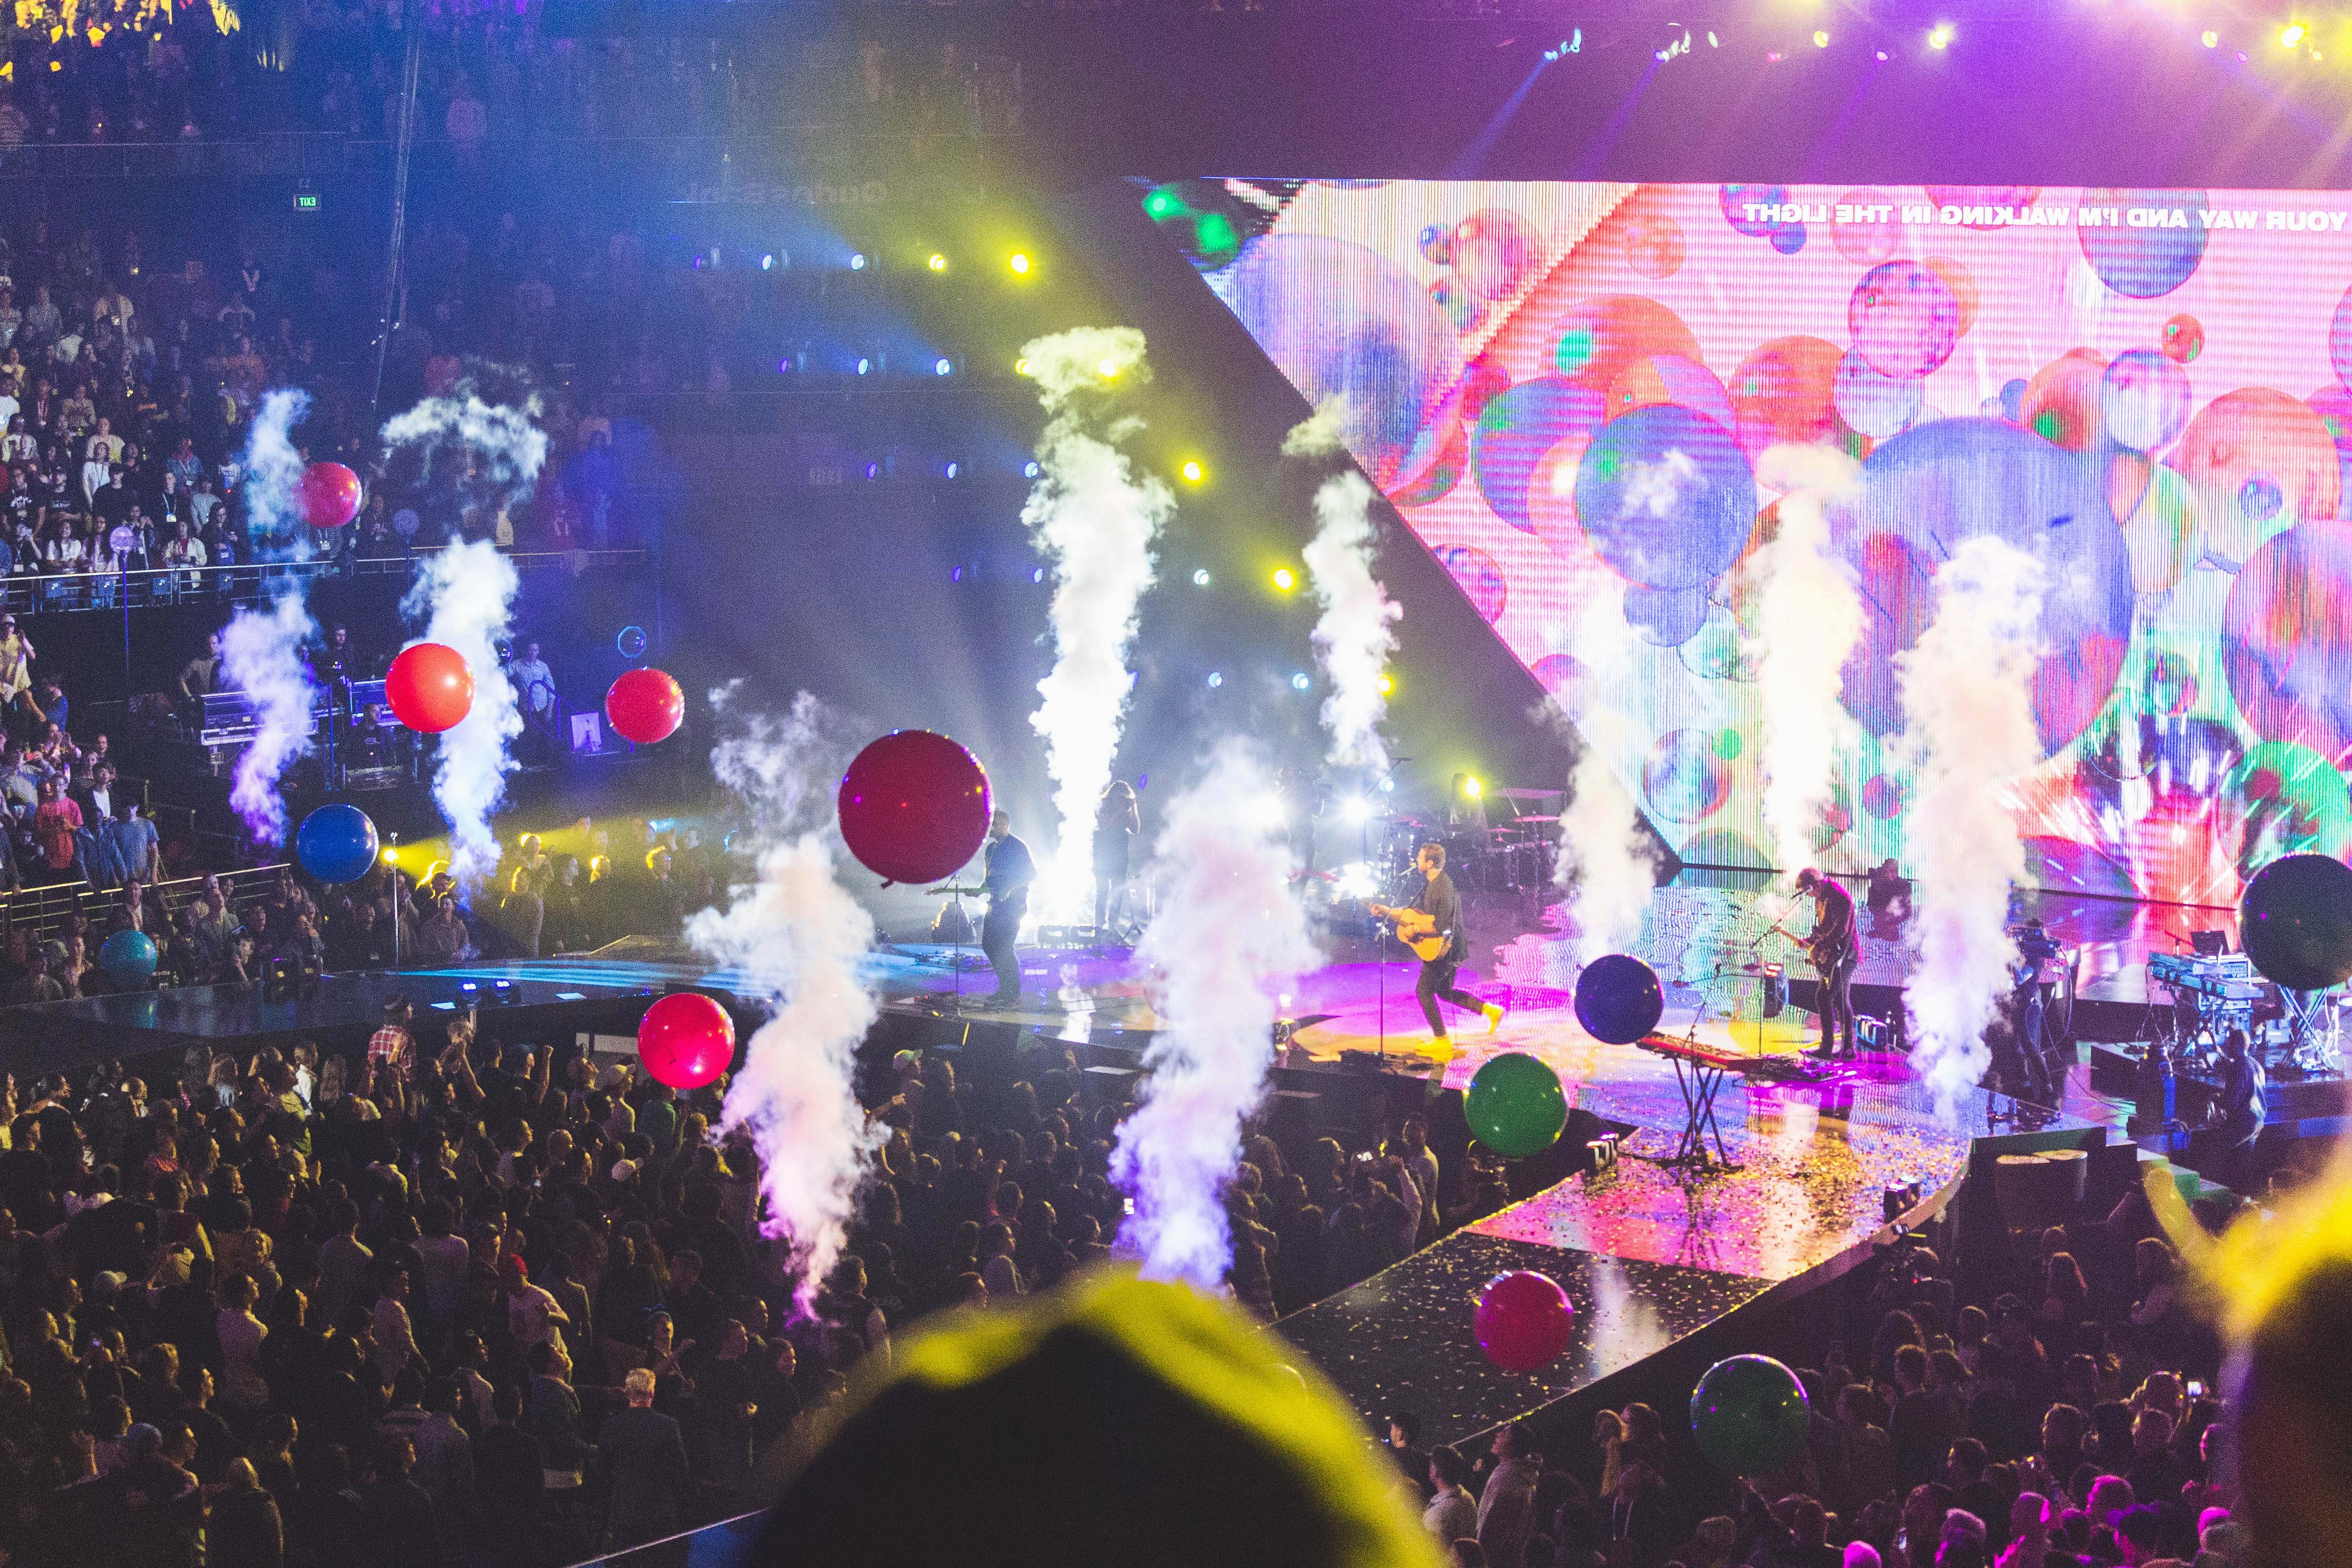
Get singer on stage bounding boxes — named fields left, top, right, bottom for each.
left=1372, top=843, right=1504, bottom=1044
left=1795, top=867, right=1857, bottom=1059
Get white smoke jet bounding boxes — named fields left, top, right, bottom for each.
left=706, top=682, right=865, bottom=844
left=1111, top=742, right=1318, bottom=1292
left=1554, top=736, right=1658, bottom=965
left=1751, top=444, right=1865, bottom=877
left=220, top=390, right=321, bottom=843
left=686, top=833, right=880, bottom=1309
left=1300, top=470, right=1401, bottom=770
left=401, top=540, right=521, bottom=886
left=222, top=591, right=318, bottom=847
left=240, top=387, right=315, bottom=559
left=1019, top=325, right=1175, bottom=919
left=1280, top=395, right=1349, bottom=460
left=1897, top=534, right=2047, bottom=1122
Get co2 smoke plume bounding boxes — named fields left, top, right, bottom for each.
left=686, top=691, right=881, bottom=1306
left=1554, top=731, right=1657, bottom=965
left=1111, top=743, right=1317, bottom=1291
left=1288, top=406, right=1401, bottom=771
left=1018, top=325, right=1173, bottom=919
left=221, top=389, right=318, bottom=845
left=402, top=541, right=521, bottom=886
left=1752, top=445, right=1864, bottom=878
left=1897, top=535, right=2047, bottom=1121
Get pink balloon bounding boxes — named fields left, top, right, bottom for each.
left=1475, top=1270, right=1574, bottom=1372
left=637, top=993, right=735, bottom=1090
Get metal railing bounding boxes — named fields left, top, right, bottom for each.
left=0, top=548, right=648, bottom=616
left=3, top=861, right=290, bottom=945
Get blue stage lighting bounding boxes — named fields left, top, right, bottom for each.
left=1291, top=672, right=1312, bottom=691
left=1206, top=671, right=1224, bottom=688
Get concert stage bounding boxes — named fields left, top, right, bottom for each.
left=861, top=867, right=2151, bottom=1445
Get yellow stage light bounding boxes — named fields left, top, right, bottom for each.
left=1271, top=567, right=1297, bottom=592
left=927, top=253, right=947, bottom=272
left=1180, top=460, right=1205, bottom=483
left=2281, top=21, right=2308, bottom=48
left=1015, top=357, right=1032, bottom=376
left=1099, top=358, right=1120, bottom=378
left=1812, top=29, right=1829, bottom=47
left=1927, top=22, right=1953, bottom=49
left=1377, top=673, right=1395, bottom=696
left=1008, top=252, right=1032, bottom=275
left=1463, top=777, right=1484, bottom=799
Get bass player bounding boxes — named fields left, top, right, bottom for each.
left=1794, top=867, right=1858, bottom=1059
left=1370, top=842, right=1504, bottom=1044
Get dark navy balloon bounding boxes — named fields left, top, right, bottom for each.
left=296, top=804, right=381, bottom=885
left=2239, top=852, right=2352, bottom=993
left=1574, top=953, right=1665, bottom=1045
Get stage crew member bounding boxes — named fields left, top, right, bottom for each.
left=982, top=809, right=1035, bottom=1007
left=1374, top=843, right=1503, bottom=1045
left=1795, top=868, right=1858, bottom=1058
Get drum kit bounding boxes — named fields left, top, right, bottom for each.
left=1330, top=786, right=1560, bottom=904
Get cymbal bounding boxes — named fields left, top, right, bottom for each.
left=1511, top=813, right=1560, bottom=823
left=1495, top=787, right=1559, bottom=800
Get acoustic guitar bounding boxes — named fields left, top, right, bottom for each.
left=1367, top=903, right=1451, bottom=963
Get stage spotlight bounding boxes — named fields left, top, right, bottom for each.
left=1271, top=567, right=1297, bottom=592
left=1206, top=671, right=1224, bottom=688
left=760, top=254, right=774, bottom=270
left=1290, top=672, right=1312, bottom=691
left=1249, top=792, right=1288, bottom=828
left=934, top=358, right=954, bottom=376
left=1180, top=459, right=1205, bottom=483
left=950, top=566, right=964, bottom=583
left=1463, top=776, right=1484, bottom=799
left=856, top=358, right=871, bottom=376
left=1336, top=861, right=1379, bottom=899
left=1015, top=356, right=1032, bottom=376
left=2281, top=21, right=2307, bottom=47
left=1192, top=568, right=1212, bottom=587
left=2202, top=29, right=2219, bottom=45
left=850, top=252, right=867, bottom=270
left=1379, top=777, right=1396, bottom=794
left=944, top=461, right=960, bottom=479
left=1143, top=184, right=1186, bottom=220
left=1812, top=29, right=1829, bottom=47
left=1342, top=797, right=1372, bottom=824
left=1874, top=49, right=1888, bottom=59
left=1377, top=673, right=1395, bottom=696
left=1008, top=251, right=1032, bottom=275
left=382, top=848, right=397, bottom=864
left=1024, top=461, right=1041, bottom=479
left=863, top=462, right=881, bottom=480
left=1031, top=567, right=1046, bottom=584
left=1098, top=358, right=1120, bottom=378
left=927, top=253, right=947, bottom=272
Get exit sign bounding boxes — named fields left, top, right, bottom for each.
left=293, top=193, right=319, bottom=211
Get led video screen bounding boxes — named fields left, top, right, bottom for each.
left=1164, top=179, right=2352, bottom=908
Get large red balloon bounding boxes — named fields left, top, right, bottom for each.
left=638, top=993, right=736, bottom=1090
left=386, top=642, right=475, bottom=733
left=300, top=462, right=364, bottom=528
left=1475, top=1269, right=1575, bottom=1372
left=606, top=668, right=685, bottom=745
left=837, top=730, right=992, bottom=886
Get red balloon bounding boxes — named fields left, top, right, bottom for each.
left=1475, top=1270, right=1575, bottom=1372
left=837, top=730, right=992, bottom=886
left=637, top=993, right=736, bottom=1090
left=299, top=461, right=364, bottom=528
left=606, top=668, right=685, bottom=745
left=385, top=642, right=475, bottom=733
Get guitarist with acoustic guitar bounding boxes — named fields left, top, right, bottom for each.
left=1793, top=867, right=1858, bottom=1059
left=1369, top=842, right=1504, bottom=1044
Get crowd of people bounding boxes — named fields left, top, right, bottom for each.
left=1382, top=1197, right=2245, bottom=1568
left=0, top=1010, right=819, bottom=1568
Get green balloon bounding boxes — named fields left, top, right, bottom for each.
left=1465, top=1052, right=1568, bottom=1157
left=1690, top=1355, right=1810, bottom=1476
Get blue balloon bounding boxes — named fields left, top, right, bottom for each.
left=99, top=929, right=157, bottom=987
left=1574, top=953, right=1665, bottom=1045
left=296, top=804, right=380, bottom=885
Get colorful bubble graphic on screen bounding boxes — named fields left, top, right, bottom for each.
left=1186, top=179, right=2352, bottom=904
